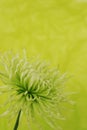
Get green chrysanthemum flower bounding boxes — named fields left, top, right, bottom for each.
left=0, top=52, right=68, bottom=130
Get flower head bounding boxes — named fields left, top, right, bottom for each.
left=0, top=52, right=68, bottom=130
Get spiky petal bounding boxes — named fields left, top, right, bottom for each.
left=0, top=52, right=67, bottom=130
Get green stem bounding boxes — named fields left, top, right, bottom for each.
left=13, top=109, right=21, bottom=130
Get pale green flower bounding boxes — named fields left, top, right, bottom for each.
left=0, top=52, right=68, bottom=130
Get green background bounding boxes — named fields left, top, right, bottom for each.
left=0, top=0, right=87, bottom=130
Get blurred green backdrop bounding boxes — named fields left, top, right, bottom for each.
left=0, top=0, right=87, bottom=130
